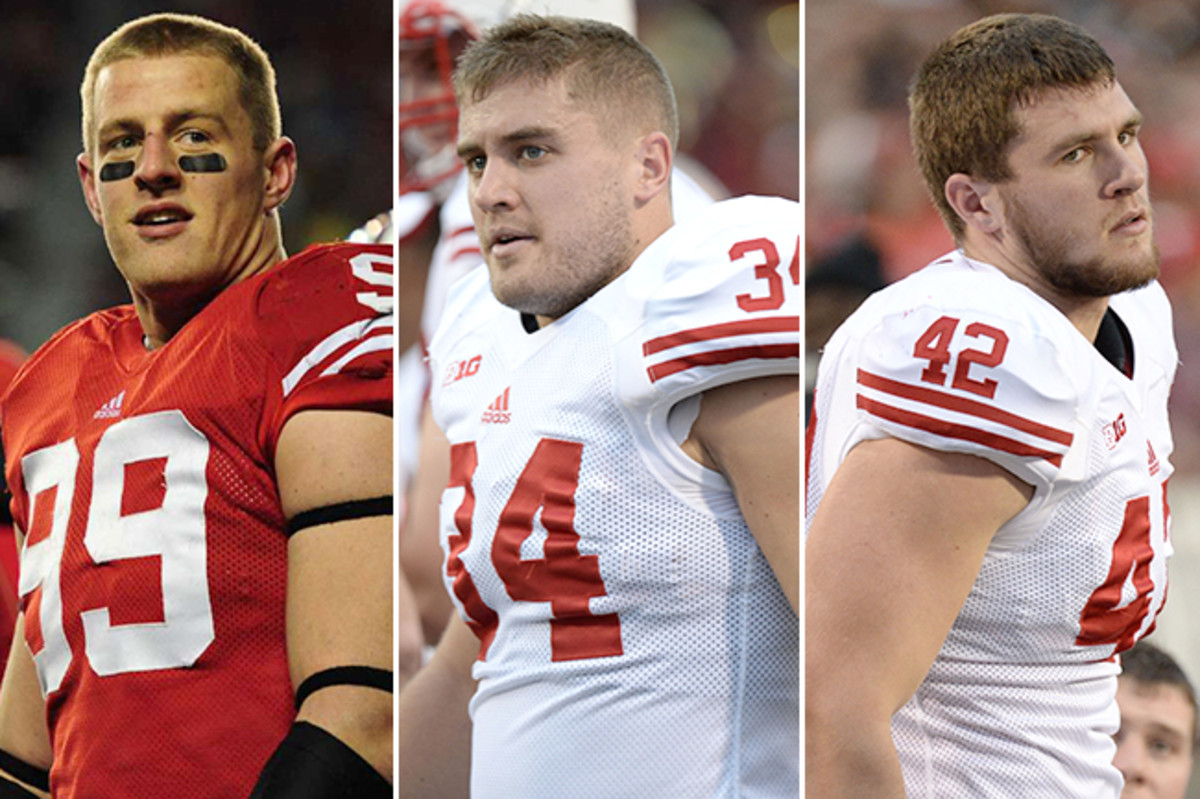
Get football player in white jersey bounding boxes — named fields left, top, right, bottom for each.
left=807, top=13, right=1175, bottom=798
left=398, top=13, right=798, bottom=799
left=398, top=0, right=720, bottom=651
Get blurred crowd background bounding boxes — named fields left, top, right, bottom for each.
left=0, top=0, right=391, bottom=354
left=808, top=2, right=1200, bottom=793
left=635, top=0, right=799, bottom=201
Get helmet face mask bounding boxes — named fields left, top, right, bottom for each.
left=399, top=1, right=479, bottom=196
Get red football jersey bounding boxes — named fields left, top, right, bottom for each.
left=0, top=338, right=28, bottom=680
left=1, top=243, right=393, bottom=798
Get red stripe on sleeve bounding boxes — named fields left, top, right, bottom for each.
left=647, top=343, right=799, bottom=382
left=857, top=369, right=1073, bottom=447
left=856, top=394, right=1064, bottom=466
left=450, top=246, right=482, bottom=263
left=643, top=316, right=799, bottom=356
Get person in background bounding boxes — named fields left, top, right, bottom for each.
left=1115, top=641, right=1198, bottom=799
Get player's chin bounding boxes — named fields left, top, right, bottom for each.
left=490, top=280, right=575, bottom=319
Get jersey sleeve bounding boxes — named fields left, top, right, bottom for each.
left=421, top=175, right=483, bottom=345
left=614, top=196, right=799, bottom=515
left=846, top=299, right=1080, bottom=490
left=636, top=195, right=800, bottom=404
left=254, top=242, right=394, bottom=454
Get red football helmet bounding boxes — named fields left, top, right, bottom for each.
left=398, top=0, right=637, bottom=196
left=398, top=1, right=481, bottom=196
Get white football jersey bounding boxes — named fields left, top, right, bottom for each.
left=429, top=196, right=800, bottom=798
left=806, top=250, right=1177, bottom=798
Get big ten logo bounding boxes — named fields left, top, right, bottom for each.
left=1103, top=413, right=1127, bottom=450
left=443, top=354, right=482, bottom=386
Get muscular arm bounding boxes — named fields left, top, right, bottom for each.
left=274, top=409, right=394, bottom=781
left=398, top=613, right=477, bottom=799
left=805, top=437, right=1032, bottom=797
left=401, top=402, right=454, bottom=645
left=685, top=374, right=799, bottom=612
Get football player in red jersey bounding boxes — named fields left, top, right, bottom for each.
left=0, top=13, right=392, bottom=799
left=0, top=340, right=28, bottom=683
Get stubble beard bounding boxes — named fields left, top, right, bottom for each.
left=1008, top=194, right=1160, bottom=298
left=491, top=179, right=636, bottom=320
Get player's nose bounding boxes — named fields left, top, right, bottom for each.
left=472, top=160, right=519, bottom=212
left=134, top=133, right=182, bottom=193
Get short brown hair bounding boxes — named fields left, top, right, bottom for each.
left=81, top=13, right=281, bottom=155
left=454, top=13, right=679, bottom=149
left=1122, top=641, right=1199, bottom=753
left=909, top=13, right=1115, bottom=239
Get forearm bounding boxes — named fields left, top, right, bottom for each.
left=806, top=709, right=907, bottom=799
left=398, top=620, right=476, bottom=799
left=398, top=570, right=424, bottom=686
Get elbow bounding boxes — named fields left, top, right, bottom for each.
left=298, top=686, right=394, bottom=783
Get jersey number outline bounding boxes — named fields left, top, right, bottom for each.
left=18, top=411, right=214, bottom=694
left=913, top=315, right=1009, bottom=399
left=349, top=251, right=394, bottom=315
left=734, top=236, right=800, bottom=313
left=444, top=438, right=623, bottom=662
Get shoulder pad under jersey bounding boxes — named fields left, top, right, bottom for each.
left=632, top=195, right=800, bottom=405
left=836, top=255, right=1081, bottom=488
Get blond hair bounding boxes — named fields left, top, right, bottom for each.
left=455, top=13, right=678, bottom=148
left=81, top=12, right=281, bottom=155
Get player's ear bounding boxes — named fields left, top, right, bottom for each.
left=77, top=152, right=104, bottom=226
left=945, top=173, right=1002, bottom=235
left=263, top=136, right=297, bottom=214
left=632, top=131, right=672, bottom=205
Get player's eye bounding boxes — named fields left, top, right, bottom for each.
left=520, top=145, right=546, bottom=161
left=110, top=134, right=138, bottom=151
left=465, top=155, right=486, bottom=173
left=180, top=130, right=210, bottom=145
left=1148, top=737, right=1177, bottom=757
left=1062, top=147, right=1087, bottom=164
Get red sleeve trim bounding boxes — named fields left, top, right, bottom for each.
left=857, top=369, right=1073, bottom=447
left=642, top=316, right=799, bottom=356
left=647, top=343, right=799, bottom=383
left=856, top=394, right=1065, bottom=467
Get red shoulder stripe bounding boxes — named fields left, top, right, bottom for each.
left=856, top=395, right=1065, bottom=466
left=857, top=369, right=1073, bottom=447
left=647, top=343, right=798, bottom=383
left=642, top=316, right=799, bottom=356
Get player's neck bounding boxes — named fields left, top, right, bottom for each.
left=532, top=204, right=674, bottom=330
left=132, top=241, right=288, bottom=350
left=961, top=239, right=1109, bottom=344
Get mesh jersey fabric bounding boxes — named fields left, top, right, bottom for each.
left=806, top=250, right=1176, bottom=798
left=1, top=242, right=393, bottom=799
left=428, top=195, right=800, bottom=799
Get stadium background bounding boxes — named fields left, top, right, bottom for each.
left=808, top=1, right=1200, bottom=794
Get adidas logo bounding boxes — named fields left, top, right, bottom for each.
left=94, top=390, right=126, bottom=420
left=481, top=387, right=511, bottom=425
